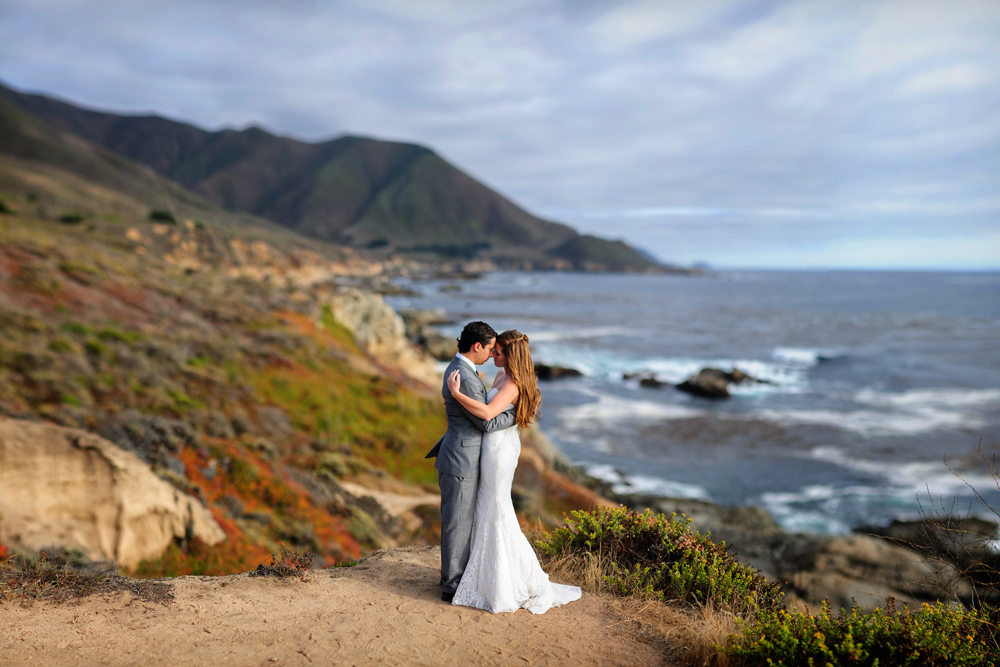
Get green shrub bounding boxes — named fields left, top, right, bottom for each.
left=59, top=213, right=86, bottom=224
left=320, top=305, right=362, bottom=354
left=83, top=338, right=107, bottom=357
left=61, top=321, right=95, bottom=336
left=97, top=326, right=142, bottom=345
left=48, top=337, right=76, bottom=353
left=0, top=199, right=14, bottom=214
left=167, top=388, right=205, bottom=411
left=535, top=506, right=783, bottom=613
left=727, top=599, right=999, bottom=667
left=149, top=210, right=177, bottom=224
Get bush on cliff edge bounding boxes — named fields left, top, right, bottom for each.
left=536, top=506, right=999, bottom=667
left=535, top=505, right=783, bottom=614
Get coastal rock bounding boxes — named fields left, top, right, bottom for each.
left=322, top=288, right=437, bottom=384
left=675, top=367, right=767, bottom=399
left=772, top=534, right=953, bottom=611
left=399, top=309, right=456, bottom=361
left=0, top=417, right=225, bottom=570
left=859, top=517, right=998, bottom=559
left=399, top=308, right=451, bottom=338
left=858, top=518, right=998, bottom=603
left=420, top=331, right=456, bottom=361
left=534, top=363, right=583, bottom=380
left=612, top=493, right=956, bottom=610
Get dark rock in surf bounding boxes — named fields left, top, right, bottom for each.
left=534, top=363, right=583, bottom=380
left=625, top=372, right=665, bottom=388
left=675, top=367, right=769, bottom=399
left=676, top=368, right=732, bottom=398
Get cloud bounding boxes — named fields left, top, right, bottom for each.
left=1, top=0, right=997, bottom=268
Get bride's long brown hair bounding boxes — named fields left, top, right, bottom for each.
left=497, top=329, right=541, bottom=429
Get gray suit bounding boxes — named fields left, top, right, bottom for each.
left=425, top=355, right=516, bottom=596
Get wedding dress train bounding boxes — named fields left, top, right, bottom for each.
left=452, top=388, right=582, bottom=614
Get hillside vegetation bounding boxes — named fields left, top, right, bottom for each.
left=0, top=203, right=603, bottom=575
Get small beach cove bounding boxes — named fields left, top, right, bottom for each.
left=0, top=546, right=666, bottom=667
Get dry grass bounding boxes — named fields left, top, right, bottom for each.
left=1, top=550, right=173, bottom=607
left=530, top=526, right=743, bottom=667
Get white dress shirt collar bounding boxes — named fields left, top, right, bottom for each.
left=453, top=353, right=478, bottom=371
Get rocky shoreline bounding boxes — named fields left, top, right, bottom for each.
left=604, top=488, right=999, bottom=612
left=2, top=217, right=993, bottom=619
left=390, top=305, right=997, bottom=613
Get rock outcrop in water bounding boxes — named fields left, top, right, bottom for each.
left=0, top=417, right=225, bottom=570
left=534, top=363, right=583, bottom=380
left=675, top=367, right=768, bottom=399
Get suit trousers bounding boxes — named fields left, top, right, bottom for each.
left=438, top=470, right=479, bottom=595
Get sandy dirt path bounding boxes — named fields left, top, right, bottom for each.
left=0, top=546, right=665, bottom=667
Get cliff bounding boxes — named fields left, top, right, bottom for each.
left=0, top=418, right=225, bottom=570
left=0, top=206, right=607, bottom=575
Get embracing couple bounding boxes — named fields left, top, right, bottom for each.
left=426, top=321, right=581, bottom=614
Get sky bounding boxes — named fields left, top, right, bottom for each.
left=1, top=0, right=998, bottom=269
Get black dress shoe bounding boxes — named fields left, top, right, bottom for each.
left=441, top=591, right=455, bottom=603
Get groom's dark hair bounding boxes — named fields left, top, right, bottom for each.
left=457, top=321, right=497, bottom=353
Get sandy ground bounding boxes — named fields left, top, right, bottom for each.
left=0, top=546, right=665, bottom=667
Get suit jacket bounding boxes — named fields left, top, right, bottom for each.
left=425, top=356, right=516, bottom=477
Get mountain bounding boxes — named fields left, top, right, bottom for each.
left=0, top=88, right=335, bottom=255
left=0, top=81, right=665, bottom=271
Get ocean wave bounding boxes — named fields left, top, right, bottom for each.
left=854, top=387, right=1000, bottom=410
left=528, top=326, right=634, bottom=343
left=581, top=462, right=711, bottom=500
left=533, top=346, right=812, bottom=394
left=756, top=388, right=1000, bottom=435
left=555, top=393, right=701, bottom=423
left=809, top=446, right=999, bottom=495
left=759, top=447, right=1000, bottom=534
left=772, top=347, right=843, bottom=365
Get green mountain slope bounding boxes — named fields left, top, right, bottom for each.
left=0, top=81, right=665, bottom=271
left=0, top=93, right=353, bottom=257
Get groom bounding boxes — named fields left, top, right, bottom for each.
left=425, top=321, right=517, bottom=603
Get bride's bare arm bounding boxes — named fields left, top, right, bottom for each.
left=447, top=369, right=519, bottom=421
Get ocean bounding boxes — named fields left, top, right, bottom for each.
left=386, top=270, right=1000, bottom=535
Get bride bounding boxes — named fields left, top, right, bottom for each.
left=445, top=329, right=582, bottom=614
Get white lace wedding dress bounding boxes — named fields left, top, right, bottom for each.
left=452, top=383, right=582, bottom=614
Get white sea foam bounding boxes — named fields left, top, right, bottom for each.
left=756, top=388, right=1000, bottom=436
left=528, top=327, right=633, bottom=343
left=533, top=346, right=812, bottom=395
left=773, top=347, right=824, bottom=366
left=809, top=446, right=999, bottom=496
left=582, top=463, right=710, bottom=500
left=556, top=392, right=701, bottom=424
left=760, top=446, right=1000, bottom=533
left=855, top=387, right=1000, bottom=410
